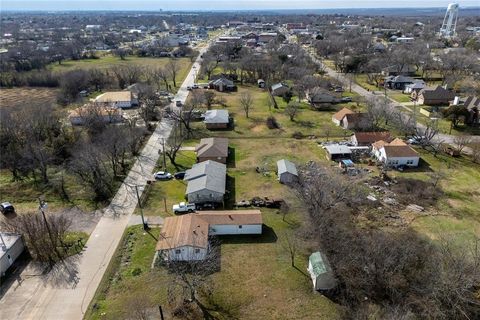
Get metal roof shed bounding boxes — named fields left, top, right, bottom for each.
left=307, top=251, right=336, bottom=291
left=277, top=159, right=298, bottom=184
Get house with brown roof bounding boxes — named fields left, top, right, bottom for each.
left=454, top=96, right=479, bottom=126
left=372, top=138, right=419, bottom=168
left=412, top=86, right=455, bottom=106
left=332, top=107, right=355, bottom=126
left=342, top=113, right=371, bottom=130
left=351, top=131, right=392, bottom=146
left=196, top=137, right=229, bottom=164
left=94, top=91, right=135, bottom=108
left=154, top=210, right=263, bottom=262
left=69, top=104, right=123, bottom=126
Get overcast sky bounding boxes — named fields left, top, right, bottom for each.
left=1, top=0, right=478, bottom=11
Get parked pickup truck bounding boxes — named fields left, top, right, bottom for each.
left=173, top=202, right=196, bottom=214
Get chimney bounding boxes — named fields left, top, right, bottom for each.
left=453, top=96, right=460, bottom=105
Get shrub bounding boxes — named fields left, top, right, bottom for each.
left=266, top=116, right=280, bottom=129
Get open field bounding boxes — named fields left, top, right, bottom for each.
left=188, top=85, right=360, bottom=139
left=0, top=87, right=59, bottom=109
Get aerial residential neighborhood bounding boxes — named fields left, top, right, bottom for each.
left=0, top=1, right=479, bottom=319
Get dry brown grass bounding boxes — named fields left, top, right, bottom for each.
left=0, top=87, right=59, bottom=109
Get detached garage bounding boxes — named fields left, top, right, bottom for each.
left=277, top=159, right=298, bottom=184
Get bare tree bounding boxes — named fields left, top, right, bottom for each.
left=165, top=125, right=185, bottom=166
left=1, top=211, right=71, bottom=267
left=203, top=91, right=216, bottom=110
left=453, top=134, right=472, bottom=154
left=281, top=231, right=298, bottom=267
left=285, top=101, right=301, bottom=121
left=470, top=143, right=480, bottom=163
left=166, top=60, right=180, bottom=87
left=239, top=92, right=253, bottom=118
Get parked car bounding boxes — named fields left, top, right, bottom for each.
left=334, top=87, right=344, bottom=92
left=186, top=86, right=192, bottom=91
left=251, top=197, right=266, bottom=207
left=174, top=172, right=186, bottom=179
left=0, top=202, right=15, bottom=215
left=341, top=97, right=352, bottom=102
left=153, top=171, right=173, bottom=180
left=176, top=100, right=183, bottom=107
left=173, top=202, right=196, bottom=214
left=235, top=200, right=251, bottom=207
left=192, top=84, right=199, bottom=89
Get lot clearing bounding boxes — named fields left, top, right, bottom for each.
left=0, top=87, right=59, bottom=109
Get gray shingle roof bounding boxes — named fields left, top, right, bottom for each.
left=203, top=109, right=229, bottom=124
left=277, top=159, right=298, bottom=176
left=185, top=160, right=226, bottom=194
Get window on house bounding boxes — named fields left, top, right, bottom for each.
left=239, top=225, right=243, bottom=229
left=175, top=249, right=181, bottom=254
left=194, top=249, right=200, bottom=253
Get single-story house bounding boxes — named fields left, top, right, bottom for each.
left=404, top=80, right=426, bottom=94
left=307, top=251, right=336, bottom=291
left=69, top=105, right=123, bottom=126
left=351, top=131, right=392, bottom=146
left=0, top=232, right=25, bottom=276
left=411, top=86, right=455, bottom=106
left=196, top=137, right=229, bottom=164
left=155, top=214, right=210, bottom=261
left=154, top=210, right=263, bottom=262
left=342, top=113, right=371, bottom=130
left=325, top=145, right=352, bottom=161
left=203, top=109, right=230, bottom=129
left=454, top=96, right=479, bottom=126
left=196, top=210, right=263, bottom=235
left=332, top=107, right=355, bottom=126
left=372, top=138, right=419, bottom=168
left=258, top=32, right=277, bottom=43
left=94, top=91, right=135, bottom=108
left=307, top=87, right=341, bottom=105
left=277, top=159, right=298, bottom=184
left=184, top=160, right=226, bottom=204
left=209, top=77, right=236, bottom=92
left=384, top=75, right=414, bottom=90
left=271, top=83, right=290, bottom=96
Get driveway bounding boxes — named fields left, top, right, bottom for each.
left=0, top=44, right=213, bottom=320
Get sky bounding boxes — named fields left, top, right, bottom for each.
left=1, top=0, right=478, bottom=11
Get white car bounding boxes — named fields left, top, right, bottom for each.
left=153, top=171, right=173, bottom=180
left=173, top=202, right=196, bottom=214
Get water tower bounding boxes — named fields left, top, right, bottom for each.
left=439, top=3, right=459, bottom=38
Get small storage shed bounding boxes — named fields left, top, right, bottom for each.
left=277, top=159, right=298, bottom=184
left=307, top=251, right=336, bottom=291
left=324, top=145, right=352, bottom=161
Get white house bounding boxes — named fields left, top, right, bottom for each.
left=277, top=159, right=298, bottom=184
left=94, top=91, right=135, bottom=108
left=332, top=107, right=354, bottom=126
left=154, top=211, right=263, bottom=262
left=372, top=138, right=420, bottom=168
left=307, top=251, right=336, bottom=291
left=69, top=105, right=123, bottom=126
left=1, top=232, right=25, bottom=276
left=197, top=210, right=263, bottom=235
left=155, top=215, right=209, bottom=262
left=405, top=81, right=426, bottom=94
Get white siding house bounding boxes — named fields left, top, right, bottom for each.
left=95, top=91, right=134, bottom=109
left=197, top=210, right=263, bottom=235
left=1, top=232, right=25, bottom=276
left=372, top=139, right=420, bottom=168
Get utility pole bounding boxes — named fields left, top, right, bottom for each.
left=162, top=138, right=167, bottom=169
left=38, top=198, right=62, bottom=260
left=158, top=305, right=165, bottom=320
left=134, top=186, right=148, bottom=230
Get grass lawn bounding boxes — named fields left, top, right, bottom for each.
left=188, top=85, right=355, bottom=140
left=388, top=91, right=412, bottom=103
left=86, top=213, right=340, bottom=320
left=387, top=149, right=480, bottom=243
left=354, top=74, right=380, bottom=92
left=0, top=168, right=99, bottom=213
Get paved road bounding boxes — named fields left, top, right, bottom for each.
left=0, top=44, right=212, bottom=320
left=306, top=49, right=480, bottom=149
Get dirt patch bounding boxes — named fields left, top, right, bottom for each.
left=0, top=87, right=59, bottom=109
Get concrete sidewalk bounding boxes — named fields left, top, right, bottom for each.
left=0, top=44, right=212, bottom=320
